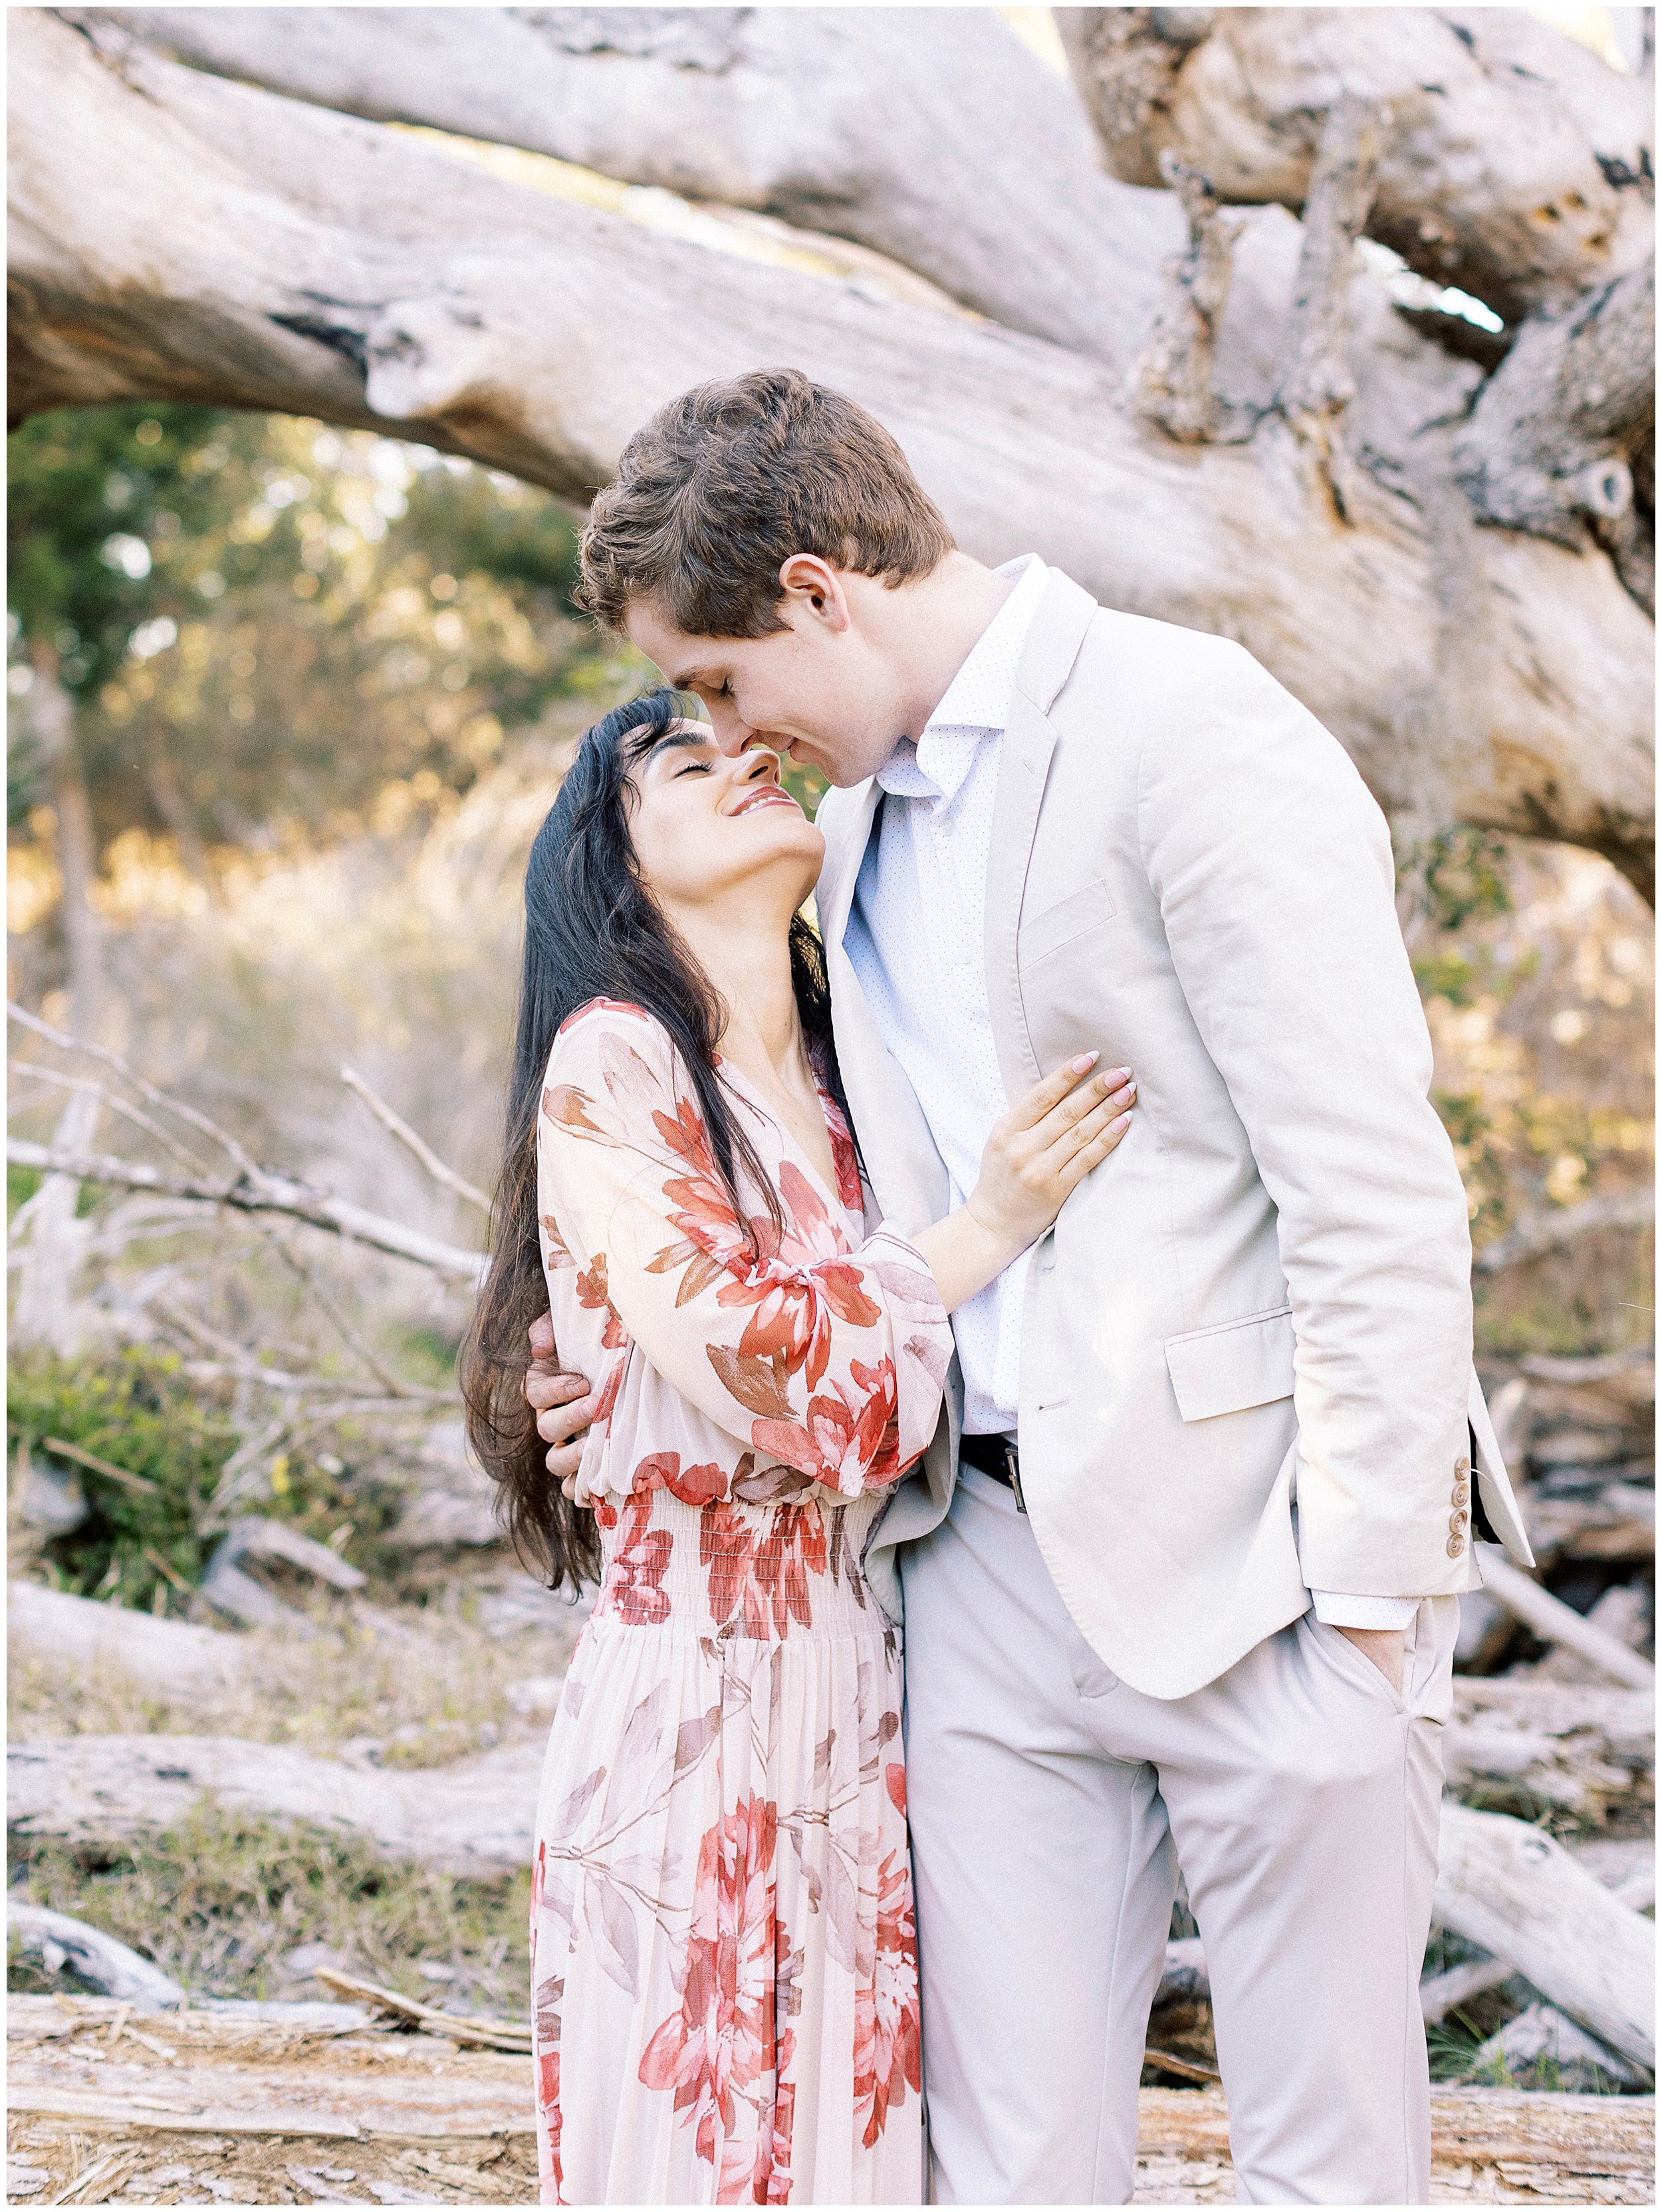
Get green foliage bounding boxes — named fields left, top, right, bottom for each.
left=6, top=1350, right=396, bottom=1609
left=1434, top=1088, right=1512, bottom=1243
left=1408, top=824, right=1513, bottom=933
left=7, top=406, right=604, bottom=868
left=12, top=1810, right=531, bottom=2016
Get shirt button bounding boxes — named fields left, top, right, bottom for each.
left=1447, top=1534, right=1465, bottom=1558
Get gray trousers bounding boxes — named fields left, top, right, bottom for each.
left=899, top=1465, right=1458, bottom=2207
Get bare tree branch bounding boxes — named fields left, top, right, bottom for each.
left=1456, top=257, right=1656, bottom=614
left=7, top=1138, right=488, bottom=1284
left=1131, top=153, right=1250, bottom=445
left=1260, top=96, right=1390, bottom=517
left=341, top=1066, right=490, bottom=1214
left=1060, top=7, right=1654, bottom=322
left=9, top=1000, right=254, bottom=1177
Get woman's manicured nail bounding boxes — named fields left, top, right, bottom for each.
left=1072, top=1052, right=1098, bottom=1072
left=1113, top=1112, right=1132, bottom=1130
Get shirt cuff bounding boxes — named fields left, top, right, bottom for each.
left=1309, top=1588, right=1421, bottom=1630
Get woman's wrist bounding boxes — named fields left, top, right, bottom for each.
left=912, top=1204, right=1024, bottom=1315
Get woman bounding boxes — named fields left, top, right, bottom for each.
left=463, top=689, right=1135, bottom=2206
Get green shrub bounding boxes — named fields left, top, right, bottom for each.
left=7, top=1348, right=399, bottom=1610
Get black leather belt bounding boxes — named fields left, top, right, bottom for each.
left=959, top=1431, right=1025, bottom=1513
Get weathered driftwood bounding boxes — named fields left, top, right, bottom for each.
left=312, top=1969, right=531, bottom=2054
left=7, top=1582, right=247, bottom=1697
left=1455, top=256, right=1655, bottom=612
left=198, top=1517, right=367, bottom=1629
left=8, top=1997, right=1655, bottom=2200
left=1434, top=1803, right=1655, bottom=2068
left=1059, top=7, right=1655, bottom=320
left=1421, top=1842, right=1656, bottom=2025
left=5, top=1734, right=542, bottom=1880
left=1474, top=2000, right=1650, bottom=2092
left=72, top=1, right=1186, bottom=376
left=1477, top=1552, right=1656, bottom=1690
left=1524, top=1487, right=1655, bottom=1567
left=9, top=11, right=1653, bottom=895
left=1445, top=1674, right=1655, bottom=1823
left=7, top=1904, right=185, bottom=2009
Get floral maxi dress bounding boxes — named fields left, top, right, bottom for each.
left=530, top=1000, right=953, bottom=2206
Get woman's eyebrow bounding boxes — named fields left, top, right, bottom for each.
left=642, top=725, right=716, bottom=764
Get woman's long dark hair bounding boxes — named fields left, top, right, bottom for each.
left=461, top=687, right=848, bottom=1591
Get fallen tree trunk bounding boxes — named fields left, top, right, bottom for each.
left=1060, top=7, right=1655, bottom=321
left=7, top=1582, right=247, bottom=1698
left=1434, top=1802, right=1655, bottom=2068
left=9, top=11, right=1653, bottom=895
left=5, top=1734, right=543, bottom=1880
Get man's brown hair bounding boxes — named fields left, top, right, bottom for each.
left=578, top=369, right=955, bottom=640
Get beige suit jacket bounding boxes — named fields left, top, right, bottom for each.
left=817, top=570, right=1531, bottom=1699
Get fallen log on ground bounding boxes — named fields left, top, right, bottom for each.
left=1478, top=1552, right=1657, bottom=1689
left=1434, top=1804, right=1655, bottom=2068
left=7, top=1997, right=1655, bottom=2205
left=7, top=1904, right=185, bottom=2010
left=7, top=1583, right=249, bottom=1697
left=5, top=1735, right=543, bottom=1882
left=1445, top=1674, right=1655, bottom=1822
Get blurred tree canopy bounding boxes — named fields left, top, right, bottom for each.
left=7, top=404, right=610, bottom=871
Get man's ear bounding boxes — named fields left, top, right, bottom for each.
left=777, top=554, right=851, bottom=632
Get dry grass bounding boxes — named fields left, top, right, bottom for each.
left=7, top=1573, right=589, bottom=1767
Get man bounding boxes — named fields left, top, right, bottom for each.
left=528, top=368, right=1532, bottom=2205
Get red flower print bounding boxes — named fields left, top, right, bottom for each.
left=701, top=1501, right=828, bottom=1640
left=884, top=1763, right=907, bottom=1818
left=600, top=1493, right=673, bottom=1626
left=638, top=1794, right=784, bottom=2200
left=852, top=1848, right=921, bottom=2150
left=575, top=1251, right=628, bottom=1349
left=751, top=1356, right=903, bottom=1497
left=820, top=1090, right=864, bottom=1213
left=634, top=1451, right=729, bottom=1508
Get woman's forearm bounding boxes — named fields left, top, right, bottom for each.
left=910, top=1207, right=1023, bottom=1316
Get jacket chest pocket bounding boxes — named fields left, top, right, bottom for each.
left=1016, top=876, right=1121, bottom=973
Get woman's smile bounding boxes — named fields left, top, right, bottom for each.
left=727, top=785, right=802, bottom=819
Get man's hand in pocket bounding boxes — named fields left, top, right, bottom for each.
left=1336, top=1625, right=1405, bottom=1693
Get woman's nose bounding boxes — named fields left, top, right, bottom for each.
left=737, top=747, right=779, bottom=785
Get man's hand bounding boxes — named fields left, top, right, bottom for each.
left=1336, top=1625, right=1405, bottom=1695
left=524, top=1313, right=598, bottom=1499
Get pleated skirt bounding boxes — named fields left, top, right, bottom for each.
left=529, top=1488, right=924, bottom=2206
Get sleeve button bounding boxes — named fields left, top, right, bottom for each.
left=1447, top=1533, right=1465, bottom=1558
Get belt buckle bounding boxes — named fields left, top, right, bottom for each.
left=1003, top=1441, right=1026, bottom=1516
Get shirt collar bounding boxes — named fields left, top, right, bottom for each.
left=874, top=554, right=1049, bottom=807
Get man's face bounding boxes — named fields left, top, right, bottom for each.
left=626, top=580, right=905, bottom=789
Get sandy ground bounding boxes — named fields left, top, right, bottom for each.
left=7, top=1997, right=1654, bottom=2207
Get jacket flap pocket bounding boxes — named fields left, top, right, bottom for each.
left=1165, top=1306, right=1295, bottom=1423
left=1018, top=877, right=1120, bottom=968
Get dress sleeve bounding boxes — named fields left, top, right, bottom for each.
left=537, top=1003, right=952, bottom=1497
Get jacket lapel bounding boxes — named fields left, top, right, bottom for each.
left=983, top=571, right=1099, bottom=1100
left=814, top=781, right=950, bottom=1235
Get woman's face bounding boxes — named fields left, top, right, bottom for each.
left=626, top=720, right=824, bottom=920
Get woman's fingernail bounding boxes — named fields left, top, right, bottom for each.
left=1113, top=1112, right=1131, bottom=1130
left=1072, top=1052, right=1098, bottom=1072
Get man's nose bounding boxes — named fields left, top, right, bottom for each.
left=707, top=700, right=755, bottom=756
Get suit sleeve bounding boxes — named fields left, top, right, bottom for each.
left=1137, top=642, right=1473, bottom=1596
